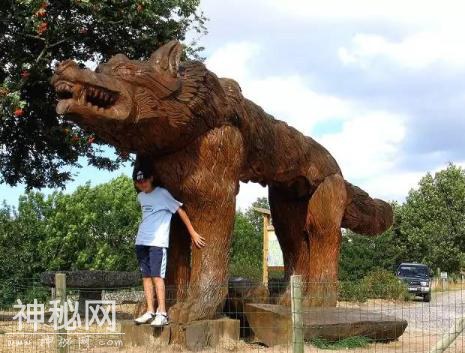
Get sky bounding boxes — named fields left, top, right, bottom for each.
left=2, top=0, right=465, bottom=210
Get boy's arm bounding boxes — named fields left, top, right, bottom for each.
left=177, top=208, right=206, bottom=248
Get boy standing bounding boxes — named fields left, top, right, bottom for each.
left=132, top=163, right=205, bottom=326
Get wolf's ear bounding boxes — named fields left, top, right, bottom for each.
left=150, top=40, right=183, bottom=77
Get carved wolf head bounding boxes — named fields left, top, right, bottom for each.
left=51, top=41, right=231, bottom=154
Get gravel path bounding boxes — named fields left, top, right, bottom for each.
left=380, top=289, right=465, bottom=333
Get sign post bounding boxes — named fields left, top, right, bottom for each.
left=254, top=207, right=284, bottom=284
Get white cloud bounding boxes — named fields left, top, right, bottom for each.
left=205, top=41, right=260, bottom=83
left=244, top=76, right=352, bottom=135
left=362, top=170, right=425, bottom=203
left=207, top=41, right=411, bottom=208
left=339, top=31, right=465, bottom=70
left=319, top=112, right=407, bottom=181
left=236, top=181, right=268, bottom=212
left=207, top=42, right=357, bottom=135
left=364, top=160, right=465, bottom=203
left=265, top=0, right=464, bottom=23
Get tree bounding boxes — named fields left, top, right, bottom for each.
left=230, top=197, right=268, bottom=280
left=0, top=195, right=52, bottom=303
left=0, top=0, right=207, bottom=188
left=244, top=196, right=269, bottom=234
left=40, top=175, right=140, bottom=270
left=399, top=163, right=465, bottom=273
left=340, top=164, right=465, bottom=279
left=0, top=175, right=142, bottom=304
left=339, top=203, right=406, bottom=281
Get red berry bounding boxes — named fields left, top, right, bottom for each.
left=37, top=22, right=48, bottom=35
left=87, top=136, right=95, bottom=144
left=36, top=8, right=46, bottom=17
left=71, top=135, right=80, bottom=142
left=79, top=27, right=88, bottom=34
left=136, top=3, right=143, bottom=12
left=20, top=70, right=30, bottom=79
left=14, top=108, right=24, bottom=117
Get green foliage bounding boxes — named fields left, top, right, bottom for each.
left=0, top=0, right=206, bottom=188
left=244, top=196, right=269, bottom=234
left=0, top=198, right=50, bottom=303
left=2, top=163, right=465, bottom=305
left=338, top=281, right=368, bottom=302
left=360, top=268, right=409, bottom=300
left=339, top=203, right=407, bottom=281
left=309, top=336, right=372, bottom=349
left=339, top=268, right=409, bottom=302
left=341, top=164, right=465, bottom=278
left=398, top=164, right=465, bottom=273
left=0, top=175, right=140, bottom=304
left=41, top=175, right=140, bottom=270
left=230, top=198, right=268, bottom=281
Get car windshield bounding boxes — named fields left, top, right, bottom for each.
left=398, top=266, right=429, bottom=277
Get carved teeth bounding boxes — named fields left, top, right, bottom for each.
left=58, top=83, right=118, bottom=112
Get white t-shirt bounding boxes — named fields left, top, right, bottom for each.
left=135, top=187, right=183, bottom=247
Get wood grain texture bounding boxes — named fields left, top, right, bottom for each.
left=244, top=304, right=407, bottom=346
left=51, top=40, right=394, bottom=321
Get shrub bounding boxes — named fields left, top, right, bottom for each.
left=338, top=281, right=368, bottom=302
left=361, top=268, right=409, bottom=300
left=339, top=268, right=409, bottom=302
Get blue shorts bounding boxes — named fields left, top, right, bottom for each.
left=135, top=245, right=168, bottom=278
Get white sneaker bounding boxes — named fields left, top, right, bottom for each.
left=150, top=312, right=169, bottom=327
left=134, top=311, right=155, bottom=324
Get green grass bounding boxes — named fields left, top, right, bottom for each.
left=309, top=336, right=372, bottom=350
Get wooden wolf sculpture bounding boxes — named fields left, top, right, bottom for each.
left=51, top=40, right=393, bottom=323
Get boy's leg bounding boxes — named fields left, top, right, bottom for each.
left=134, top=245, right=156, bottom=324
left=136, top=245, right=156, bottom=312
left=152, top=277, right=166, bottom=313
left=148, top=247, right=169, bottom=326
left=148, top=247, right=168, bottom=314
left=142, top=277, right=156, bottom=313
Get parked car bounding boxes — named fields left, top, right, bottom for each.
left=396, top=262, right=432, bottom=302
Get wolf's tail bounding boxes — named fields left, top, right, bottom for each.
left=341, top=181, right=393, bottom=235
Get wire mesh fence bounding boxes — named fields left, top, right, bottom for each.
left=1, top=274, right=465, bottom=353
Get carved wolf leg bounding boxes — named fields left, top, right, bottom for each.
left=268, top=185, right=310, bottom=305
left=168, top=193, right=237, bottom=323
left=305, top=174, right=347, bottom=306
left=165, top=126, right=244, bottom=323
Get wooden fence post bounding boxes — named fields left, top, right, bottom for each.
left=55, top=273, right=68, bottom=353
left=291, top=275, right=304, bottom=353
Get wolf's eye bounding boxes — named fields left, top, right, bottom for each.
left=114, top=65, right=134, bottom=76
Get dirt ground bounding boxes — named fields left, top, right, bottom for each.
left=2, top=322, right=463, bottom=353
left=1, top=298, right=465, bottom=353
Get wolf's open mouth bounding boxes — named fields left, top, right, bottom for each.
left=55, top=80, right=119, bottom=112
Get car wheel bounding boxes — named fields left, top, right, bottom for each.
left=423, top=293, right=431, bottom=302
